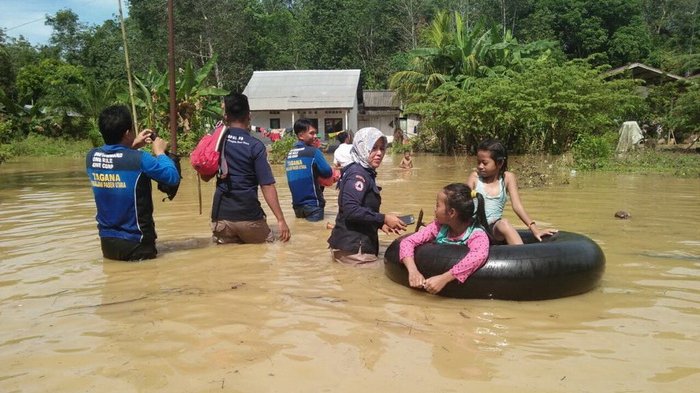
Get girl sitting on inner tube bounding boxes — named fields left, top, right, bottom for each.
left=467, top=138, right=557, bottom=244
left=399, top=183, right=490, bottom=295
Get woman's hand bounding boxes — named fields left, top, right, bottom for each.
left=382, top=214, right=407, bottom=234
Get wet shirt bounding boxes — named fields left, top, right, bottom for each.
left=285, top=141, right=332, bottom=208
left=333, top=143, right=353, bottom=168
left=86, top=145, right=180, bottom=243
left=212, top=127, right=275, bottom=222
left=399, top=220, right=490, bottom=283
left=475, top=176, right=507, bottom=224
left=328, top=162, right=385, bottom=255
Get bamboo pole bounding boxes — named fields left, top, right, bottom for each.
left=167, top=0, right=178, bottom=154
left=117, top=0, right=138, bottom=131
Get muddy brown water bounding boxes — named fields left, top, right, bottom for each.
left=1, top=155, right=698, bottom=392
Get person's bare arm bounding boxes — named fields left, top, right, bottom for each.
left=466, top=171, right=479, bottom=189
left=506, top=171, right=556, bottom=241
left=260, top=184, right=290, bottom=242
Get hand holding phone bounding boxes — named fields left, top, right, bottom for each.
left=398, top=215, right=415, bottom=225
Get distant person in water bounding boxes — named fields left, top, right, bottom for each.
left=333, top=131, right=353, bottom=169
left=399, top=151, right=413, bottom=169
left=467, top=138, right=557, bottom=245
left=86, top=105, right=180, bottom=261
left=285, top=118, right=334, bottom=222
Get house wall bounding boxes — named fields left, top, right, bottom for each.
left=349, top=97, right=359, bottom=133
left=250, top=107, right=356, bottom=141
left=405, top=115, right=420, bottom=137
left=358, top=114, right=398, bottom=139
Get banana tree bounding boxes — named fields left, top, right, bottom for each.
left=119, top=54, right=227, bottom=136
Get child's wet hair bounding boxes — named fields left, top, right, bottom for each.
left=477, top=139, right=508, bottom=177
left=442, top=183, right=488, bottom=233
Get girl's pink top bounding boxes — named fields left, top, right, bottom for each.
left=398, top=220, right=490, bottom=283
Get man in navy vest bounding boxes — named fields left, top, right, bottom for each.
left=86, top=105, right=180, bottom=261
left=285, top=119, right=333, bottom=222
left=210, top=93, right=291, bottom=244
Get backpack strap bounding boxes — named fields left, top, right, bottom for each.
left=215, top=124, right=230, bottom=178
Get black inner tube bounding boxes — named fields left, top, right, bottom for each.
left=384, top=230, right=605, bottom=300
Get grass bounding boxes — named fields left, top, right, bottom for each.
left=599, top=148, right=700, bottom=177
left=7, top=134, right=94, bottom=159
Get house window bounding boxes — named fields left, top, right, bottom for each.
left=269, top=111, right=280, bottom=115
left=324, top=118, right=343, bottom=139
left=270, top=118, right=280, bottom=129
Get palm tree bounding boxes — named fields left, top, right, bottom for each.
left=389, top=11, right=491, bottom=102
left=389, top=11, right=555, bottom=103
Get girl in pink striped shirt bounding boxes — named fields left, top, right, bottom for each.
left=399, top=183, right=490, bottom=295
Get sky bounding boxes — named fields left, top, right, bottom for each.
left=0, top=0, right=126, bottom=46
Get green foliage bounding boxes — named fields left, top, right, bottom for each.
left=571, top=132, right=617, bottom=170
left=408, top=59, right=646, bottom=154
left=269, top=135, right=296, bottom=164
left=0, top=143, right=11, bottom=164
left=14, top=58, right=91, bottom=138
left=669, top=83, right=700, bottom=138
left=390, top=10, right=556, bottom=103
left=87, top=119, right=102, bottom=147
left=0, top=46, right=16, bottom=97
left=607, top=17, right=652, bottom=65
left=390, top=139, right=413, bottom=155
left=117, top=55, right=227, bottom=152
left=643, top=81, right=700, bottom=142
left=1, top=0, right=698, bottom=160
left=46, top=9, right=87, bottom=63
left=9, top=134, right=92, bottom=157
left=521, top=0, right=650, bottom=65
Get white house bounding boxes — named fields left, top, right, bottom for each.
left=243, top=69, right=361, bottom=141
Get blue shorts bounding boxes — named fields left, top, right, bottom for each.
left=294, top=205, right=324, bottom=222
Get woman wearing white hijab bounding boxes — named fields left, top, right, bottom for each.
left=327, top=127, right=407, bottom=266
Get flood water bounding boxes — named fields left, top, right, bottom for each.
left=1, top=154, right=699, bottom=392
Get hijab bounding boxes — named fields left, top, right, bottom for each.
left=350, top=127, right=386, bottom=169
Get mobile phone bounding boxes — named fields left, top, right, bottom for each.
left=149, top=131, right=158, bottom=139
left=399, top=215, right=415, bottom=225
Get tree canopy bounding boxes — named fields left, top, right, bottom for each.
left=0, top=0, right=698, bottom=156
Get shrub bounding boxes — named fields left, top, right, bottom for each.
left=0, top=143, right=12, bottom=164
left=269, top=135, right=296, bottom=164
left=571, top=132, right=616, bottom=170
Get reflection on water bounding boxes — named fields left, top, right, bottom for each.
left=0, top=155, right=699, bottom=392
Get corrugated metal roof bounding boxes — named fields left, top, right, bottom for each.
left=603, top=62, right=685, bottom=84
left=243, top=70, right=361, bottom=111
left=363, top=90, right=398, bottom=108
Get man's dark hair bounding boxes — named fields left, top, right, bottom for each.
left=224, top=92, right=250, bottom=122
left=336, top=131, right=349, bottom=143
left=293, top=118, right=315, bottom=135
left=98, top=105, right=133, bottom=145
